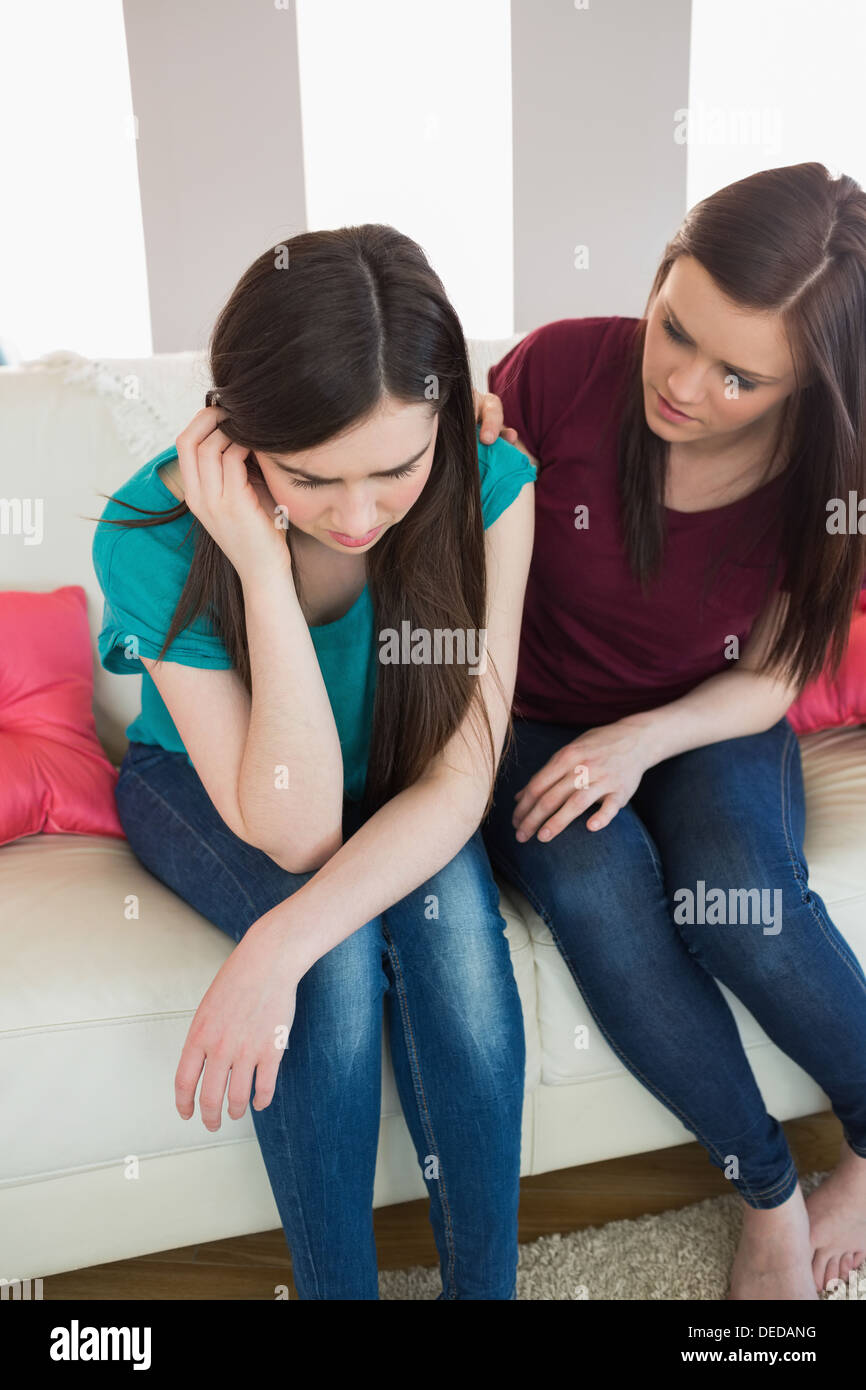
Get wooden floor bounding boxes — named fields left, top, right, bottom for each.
left=46, top=1111, right=842, bottom=1299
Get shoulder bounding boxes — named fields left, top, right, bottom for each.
left=92, top=480, right=193, bottom=623
left=489, top=316, right=638, bottom=386
left=93, top=449, right=190, bottom=571
left=95, top=447, right=183, bottom=523
left=476, top=430, right=536, bottom=532
left=91, top=448, right=220, bottom=675
left=486, top=317, right=640, bottom=460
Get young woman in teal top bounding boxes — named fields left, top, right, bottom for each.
left=92, top=224, right=536, bottom=1300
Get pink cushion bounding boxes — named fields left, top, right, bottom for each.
left=0, top=586, right=125, bottom=846
left=787, top=589, right=866, bottom=735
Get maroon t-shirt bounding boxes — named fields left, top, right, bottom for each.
left=488, top=316, right=787, bottom=726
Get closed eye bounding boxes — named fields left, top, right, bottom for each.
left=661, top=315, right=758, bottom=392
left=288, top=459, right=423, bottom=490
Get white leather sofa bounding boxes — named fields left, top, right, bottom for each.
left=2, top=341, right=865, bottom=1284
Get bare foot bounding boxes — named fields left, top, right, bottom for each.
left=728, top=1182, right=819, bottom=1300
left=805, top=1140, right=866, bottom=1294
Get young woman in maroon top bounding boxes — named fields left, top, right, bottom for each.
left=476, top=162, right=866, bottom=1301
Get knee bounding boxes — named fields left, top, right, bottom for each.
left=664, top=793, right=803, bottom=888
left=442, top=986, right=526, bottom=1101
left=670, top=879, right=799, bottom=982
left=299, top=919, right=387, bottom=1024
left=664, top=808, right=806, bottom=955
left=408, top=832, right=503, bottom=929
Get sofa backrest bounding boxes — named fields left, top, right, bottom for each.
left=0, top=337, right=525, bottom=765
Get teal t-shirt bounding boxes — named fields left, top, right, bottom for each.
left=92, top=430, right=536, bottom=801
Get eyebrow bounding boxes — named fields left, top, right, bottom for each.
left=264, top=435, right=433, bottom=483
left=664, top=300, right=780, bottom=383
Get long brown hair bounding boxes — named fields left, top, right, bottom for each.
left=94, top=225, right=507, bottom=816
left=617, top=161, right=866, bottom=690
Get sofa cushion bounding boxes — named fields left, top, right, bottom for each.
left=788, top=592, right=866, bottom=735
left=0, top=586, right=124, bottom=846
left=0, top=831, right=539, bottom=1188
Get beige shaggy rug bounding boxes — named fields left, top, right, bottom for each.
left=378, top=1170, right=865, bottom=1300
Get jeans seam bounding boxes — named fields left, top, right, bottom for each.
left=273, top=1045, right=321, bottom=1298
left=633, top=817, right=667, bottom=893
left=486, top=845, right=785, bottom=1206
left=779, top=724, right=810, bottom=897
left=380, top=920, right=459, bottom=1296
left=779, top=724, right=866, bottom=993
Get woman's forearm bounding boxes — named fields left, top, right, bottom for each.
left=626, top=666, right=798, bottom=768
left=262, top=765, right=491, bottom=975
left=238, top=565, right=344, bottom=868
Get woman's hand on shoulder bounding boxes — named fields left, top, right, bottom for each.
left=473, top=388, right=519, bottom=446
left=175, top=405, right=292, bottom=582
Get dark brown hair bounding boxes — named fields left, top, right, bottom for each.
left=94, top=225, right=507, bottom=816
left=617, top=161, right=866, bottom=690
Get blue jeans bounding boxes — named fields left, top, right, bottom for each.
left=115, top=740, right=525, bottom=1299
left=483, top=715, right=866, bottom=1210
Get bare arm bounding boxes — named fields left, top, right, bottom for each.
left=626, top=590, right=799, bottom=766
left=139, top=591, right=343, bottom=871
left=237, top=567, right=343, bottom=868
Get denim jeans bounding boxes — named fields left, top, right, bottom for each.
left=483, top=715, right=866, bottom=1210
left=115, top=740, right=525, bottom=1299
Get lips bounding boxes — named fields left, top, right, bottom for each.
left=327, top=525, right=383, bottom=548
left=656, top=389, right=694, bottom=421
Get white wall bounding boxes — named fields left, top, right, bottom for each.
left=0, top=0, right=149, bottom=361
left=7, top=0, right=866, bottom=358
left=687, top=0, right=866, bottom=207
left=123, top=0, right=308, bottom=354
left=296, top=0, right=513, bottom=340
left=510, top=0, right=692, bottom=329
